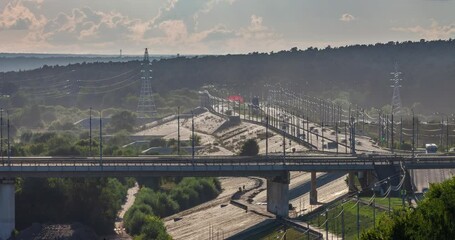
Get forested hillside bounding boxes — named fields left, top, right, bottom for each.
left=1, top=39, right=454, bottom=114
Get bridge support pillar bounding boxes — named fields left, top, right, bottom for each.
left=310, top=172, right=318, bottom=205
left=267, top=172, right=290, bottom=217
left=0, top=178, right=15, bottom=240
left=348, top=172, right=357, bottom=193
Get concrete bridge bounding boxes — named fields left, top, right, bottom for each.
left=2, top=154, right=455, bottom=238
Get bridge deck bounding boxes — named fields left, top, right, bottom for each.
left=1, top=155, right=455, bottom=178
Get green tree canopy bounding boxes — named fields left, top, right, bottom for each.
left=239, top=139, right=259, bottom=156
left=108, top=110, right=136, bottom=133
left=362, top=176, right=455, bottom=240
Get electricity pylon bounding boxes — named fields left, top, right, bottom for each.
left=390, top=62, right=403, bottom=116
left=137, top=48, right=158, bottom=118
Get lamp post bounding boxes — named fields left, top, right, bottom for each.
left=0, top=108, right=3, bottom=163
left=412, top=109, right=415, bottom=156
left=192, top=111, right=195, bottom=160
left=435, top=112, right=449, bottom=152
left=177, top=106, right=180, bottom=155
left=5, top=110, right=10, bottom=165
left=351, top=116, right=356, bottom=154
left=91, top=109, right=105, bottom=164
left=89, top=107, right=92, bottom=157
left=281, top=115, right=286, bottom=158
left=266, top=115, right=269, bottom=156
left=99, top=111, right=103, bottom=165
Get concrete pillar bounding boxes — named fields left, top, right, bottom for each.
left=310, top=171, right=318, bottom=205
left=266, top=172, right=290, bottom=217
left=0, top=179, right=15, bottom=240
left=348, top=172, right=357, bottom=193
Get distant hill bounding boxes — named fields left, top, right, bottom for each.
left=1, top=39, right=454, bottom=114
left=0, top=53, right=174, bottom=72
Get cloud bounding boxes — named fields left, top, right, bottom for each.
left=237, top=15, right=276, bottom=40
left=391, top=19, right=455, bottom=39
left=158, top=19, right=188, bottom=41
left=339, top=13, right=356, bottom=22
left=0, top=0, right=283, bottom=54
left=0, top=0, right=47, bottom=30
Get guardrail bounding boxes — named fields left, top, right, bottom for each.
left=1, top=155, right=455, bottom=169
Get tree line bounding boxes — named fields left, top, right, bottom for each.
left=1, top=39, right=454, bottom=114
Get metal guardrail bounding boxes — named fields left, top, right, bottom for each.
left=1, top=155, right=455, bottom=169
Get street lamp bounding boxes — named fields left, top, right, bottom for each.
left=434, top=112, right=449, bottom=152
left=0, top=109, right=11, bottom=165
left=350, top=116, right=356, bottom=154
left=90, top=108, right=105, bottom=164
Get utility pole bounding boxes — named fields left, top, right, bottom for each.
left=266, top=116, right=269, bottom=156
left=325, top=209, right=329, bottom=240
left=341, top=205, right=345, bottom=240
left=7, top=111, right=10, bottom=164
left=378, top=111, right=382, bottom=145
left=192, top=111, right=195, bottom=160
left=351, top=116, right=356, bottom=154
left=446, top=115, right=449, bottom=152
left=412, top=111, right=415, bottom=156
left=336, top=122, right=339, bottom=154
left=99, top=112, right=102, bottom=165
left=386, top=115, right=389, bottom=148
left=416, top=117, right=419, bottom=149
left=391, top=114, right=394, bottom=152
left=282, top=116, right=286, bottom=158
left=177, top=106, right=180, bottom=155
left=89, top=107, right=92, bottom=157
left=373, top=192, right=376, bottom=230
left=345, top=122, right=348, bottom=154
left=400, top=116, right=403, bottom=150
left=357, top=194, right=360, bottom=240
left=307, top=222, right=310, bottom=240
left=321, top=121, right=324, bottom=152
left=440, top=116, right=443, bottom=150
left=388, top=179, right=391, bottom=216
left=0, top=108, right=3, bottom=163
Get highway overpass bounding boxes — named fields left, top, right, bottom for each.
left=2, top=154, right=455, bottom=239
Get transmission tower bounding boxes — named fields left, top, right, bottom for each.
left=390, top=62, right=403, bottom=116
left=137, top=48, right=158, bottom=118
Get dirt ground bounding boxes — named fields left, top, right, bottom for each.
left=163, top=177, right=265, bottom=240
left=133, top=110, right=351, bottom=239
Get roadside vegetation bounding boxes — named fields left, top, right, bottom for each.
left=15, top=177, right=133, bottom=234
left=361, top=177, right=455, bottom=240
left=124, top=177, right=222, bottom=239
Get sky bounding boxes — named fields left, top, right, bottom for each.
left=0, top=0, right=454, bottom=55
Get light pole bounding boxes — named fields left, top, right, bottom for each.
left=99, top=111, right=103, bottom=165
left=177, top=106, right=180, bottom=155
left=6, top=110, right=10, bottom=165
left=435, top=112, right=449, bottom=152
left=91, top=109, right=105, bottom=164
left=281, top=115, right=286, bottom=158
left=89, top=107, right=92, bottom=157
left=0, top=108, right=3, bottom=163
left=351, top=116, right=356, bottom=154
left=192, top=111, right=195, bottom=160
left=266, top=115, right=269, bottom=157
left=412, top=109, right=415, bottom=156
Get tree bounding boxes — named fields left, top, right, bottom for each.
left=239, top=139, right=259, bottom=156
left=108, top=110, right=136, bottom=133
left=361, top=176, right=455, bottom=240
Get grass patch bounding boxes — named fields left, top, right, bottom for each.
left=361, top=197, right=405, bottom=210
left=308, top=201, right=387, bottom=239
left=249, top=225, right=310, bottom=240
